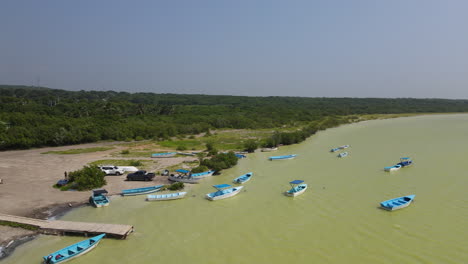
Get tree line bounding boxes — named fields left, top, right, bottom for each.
left=1, top=85, right=468, bottom=150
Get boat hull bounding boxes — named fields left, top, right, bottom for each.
left=285, top=184, right=308, bottom=197
left=380, top=195, right=415, bottom=211
left=190, top=170, right=215, bottom=178
left=233, top=172, right=253, bottom=184
left=168, top=175, right=200, bottom=184
left=121, top=185, right=163, bottom=196
left=206, top=186, right=243, bottom=201
left=261, top=147, right=278, bottom=152
left=43, top=234, right=105, bottom=264
left=269, top=154, right=297, bottom=160
left=151, top=152, right=176, bottom=158
left=146, top=192, right=187, bottom=201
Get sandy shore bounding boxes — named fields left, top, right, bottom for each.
left=0, top=141, right=195, bottom=259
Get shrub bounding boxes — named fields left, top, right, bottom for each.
left=201, top=152, right=238, bottom=172
left=67, top=165, right=106, bottom=191
left=176, top=145, right=187, bottom=151
left=167, top=182, right=184, bottom=190
left=191, top=165, right=209, bottom=173
left=243, top=139, right=258, bottom=153
left=121, top=149, right=130, bottom=154
left=129, top=160, right=143, bottom=166
left=135, top=136, right=144, bottom=141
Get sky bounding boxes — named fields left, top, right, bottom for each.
left=1, top=0, right=468, bottom=99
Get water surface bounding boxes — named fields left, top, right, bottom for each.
left=3, top=114, right=468, bottom=263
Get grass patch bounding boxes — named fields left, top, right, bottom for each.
left=89, top=159, right=153, bottom=168
left=42, top=147, right=114, bottom=155
left=0, top=220, right=39, bottom=231
left=158, top=140, right=203, bottom=150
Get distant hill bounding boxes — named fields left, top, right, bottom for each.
left=1, top=84, right=468, bottom=150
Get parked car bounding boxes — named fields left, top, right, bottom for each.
left=99, top=165, right=125, bottom=175
left=126, top=170, right=155, bottom=181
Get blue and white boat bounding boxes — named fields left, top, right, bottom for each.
left=285, top=180, right=307, bottom=197
left=121, top=185, right=164, bottom=196
left=190, top=170, right=215, bottom=178
left=337, top=152, right=348, bottom=158
left=43, top=234, right=105, bottom=263
left=206, top=184, right=243, bottom=201
left=235, top=153, right=247, bottom=158
left=380, top=195, right=416, bottom=211
left=384, top=157, right=413, bottom=171
left=146, top=192, right=187, bottom=201
left=330, top=145, right=350, bottom=152
left=269, top=154, right=297, bottom=160
left=233, top=172, right=253, bottom=184
left=151, top=152, right=177, bottom=158
left=89, top=189, right=110, bottom=207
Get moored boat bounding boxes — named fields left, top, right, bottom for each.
left=168, top=174, right=201, bottom=184
left=261, top=147, right=278, bottom=152
left=233, top=172, right=253, bottom=184
left=384, top=164, right=402, bottom=171
left=337, top=152, right=348, bottom=158
left=330, top=145, right=350, bottom=152
left=285, top=180, right=307, bottom=197
left=384, top=157, right=413, bottom=171
left=43, top=233, right=105, bottom=263
left=269, top=154, right=297, bottom=160
left=151, top=152, right=177, bottom=158
left=89, top=189, right=110, bottom=207
left=146, top=192, right=187, bottom=201
left=380, top=195, right=415, bottom=211
left=206, top=184, right=243, bottom=201
left=121, top=185, right=164, bottom=196
left=190, top=170, right=215, bottom=178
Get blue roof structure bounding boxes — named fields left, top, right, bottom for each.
left=176, top=169, right=190, bottom=173
left=213, top=184, right=231, bottom=189
left=289, top=180, right=304, bottom=184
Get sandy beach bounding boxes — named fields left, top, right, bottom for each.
left=0, top=141, right=195, bottom=258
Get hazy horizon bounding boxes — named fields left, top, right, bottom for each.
left=2, top=0, right=468, bottom=99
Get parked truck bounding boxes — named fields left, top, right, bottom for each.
left=126, top=170, right=155, bottom=181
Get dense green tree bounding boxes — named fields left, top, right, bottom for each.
left=68, top=165, right=106, bottom=191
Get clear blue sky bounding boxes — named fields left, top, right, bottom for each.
left=1, top=0, right=468, bottom=98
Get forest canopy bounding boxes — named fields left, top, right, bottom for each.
left=1, top=85, right=468, bottom=150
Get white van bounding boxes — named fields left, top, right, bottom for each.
left=99, top=165, right=125, bottom=175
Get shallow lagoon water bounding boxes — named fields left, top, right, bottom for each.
left=3, top=114, right=468, bottom=263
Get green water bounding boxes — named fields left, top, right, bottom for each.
left=3, top=115, right=468, bottom=264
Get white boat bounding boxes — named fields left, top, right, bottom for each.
left=146, top=192, right=187, bottom=201
left=261, top=147, right=278, bottom=152
left=206, top=184, right=243, bottom=201
left=285, top=180, right=307, bottom=197
left=384, top=164, right=402, bottom=171
left=337, top=152, right=348, bottom=158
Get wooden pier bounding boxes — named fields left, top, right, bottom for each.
left=0, top=213, right=133, bottom=239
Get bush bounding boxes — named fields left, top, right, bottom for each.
left=201, top=152, right=238, bottom=172
left=191, top=165, right=209, bottom=173
left=121, top=149, right=130, bottom=154
left=135, top=136, right=144, bottom=141
left=68, top=165, right=106, bottom=191
left=167, top=182, right=184, bottom=190
left=129, top=160, right=143, bottom=166
left=176, top=145, right=187, bottom=151
left=243, top=139, right=258, bottom=153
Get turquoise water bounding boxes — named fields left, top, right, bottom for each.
left=3, top=114, right=468, bottom=263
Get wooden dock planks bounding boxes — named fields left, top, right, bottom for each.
left=0, top=213, right=133, bottom=239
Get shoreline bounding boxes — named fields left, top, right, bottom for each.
left=1, top=113, right=463, bottom=260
